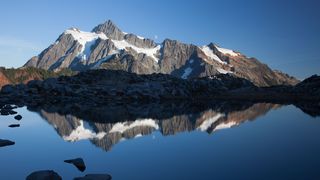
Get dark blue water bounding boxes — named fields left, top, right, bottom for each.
left=0, top=103, right=319, bottom=179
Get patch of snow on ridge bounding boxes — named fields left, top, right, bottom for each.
left=215, top=45, right=238, bottom=56
left=181, top=67, right=193, bottom=79
left=217, top=68, right=233, bottom=74
left=65, top=28, right=107, bottom=52
left=197, top=113, right=224, bottom=131
left=137, top=35, right=144, bottom=39
left=201, top=46, right=226, bottom=64
left=112, top=39, right=161, bottom=62
left=65, top=28, right=161, bottom=62
left=109, top=119, right=159, bottom=134
left=65, top=28, right=108, bottom=61
left=63, top=120, right=106, bottom=142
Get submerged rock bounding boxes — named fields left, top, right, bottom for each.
left=0, top=139, right=15, bottom=147
left=26, top=170, right=62, bottom=180
left=64, top=158, right=86, bottom=172
left=74, top=174, right=112, bottom=180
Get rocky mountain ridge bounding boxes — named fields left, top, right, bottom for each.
left=24, top=20, right=298, bottom=87
left=0, top=67, right=75, bottom=88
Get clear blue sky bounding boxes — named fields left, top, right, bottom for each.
left=0, top=0, right=319, bottom=79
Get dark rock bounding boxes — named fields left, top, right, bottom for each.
left=64, top=158, right=86, bottom=172
left=16, top=83, right=26, bottom=90
left=0, top=139, right=15, bottom=147
left=8, top=124, right=20, bottom=128
left=1, top=84, right=15, bottom=94
left=26, top=170, right=62, bottom=180
left=27, top=80, right=42, bottom=88
left=74, top=174, right=112, bottom=180
left=14, top=115, right=22, bottom=120
left=2, top=104, right=15, bottom=109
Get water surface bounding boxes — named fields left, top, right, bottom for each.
left=0, top=103, right=319, bottom=179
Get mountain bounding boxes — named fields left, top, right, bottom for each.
left=24, top=20, right=298, bottom=87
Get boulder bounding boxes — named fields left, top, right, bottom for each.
left=26, top=170, right=62, bottom=180
left=64, top=158, right=86, bottom=172
left=74, top=174, right=112, bottom=180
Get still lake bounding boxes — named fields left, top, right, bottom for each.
left=0, top=103, right=320, bottom=179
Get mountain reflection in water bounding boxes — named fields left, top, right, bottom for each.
left=29, top=102, right=281, bottom=151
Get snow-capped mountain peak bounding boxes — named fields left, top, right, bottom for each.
left=24, top=20, right=298, bottom=86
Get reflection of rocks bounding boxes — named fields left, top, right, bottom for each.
left=33, top=102, right=280, bottom=151
left=74, top=173, right=112, bottom=180
left=0, top=139, right=15, bottom=147
left=8, top=124, right=20, bottom=128
left=0, top=104, right=17, bottom=116
left=26, top=170, right=61, bottom=180
left=14, top=115, right=22, bottom=120
left=294, top=102, right=320, bottom=117
left=64, top=158, right=86, bottom=172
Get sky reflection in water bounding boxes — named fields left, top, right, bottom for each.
left=0, top=103, right=320, bottom=179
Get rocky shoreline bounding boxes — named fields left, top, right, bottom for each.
left=0, top=69, right=318, bottom=108
left=0, top=70, right=319, bottom=180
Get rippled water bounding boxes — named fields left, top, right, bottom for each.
left=0, top=103, right=320, bottom=179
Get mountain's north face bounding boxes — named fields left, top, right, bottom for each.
left=24, top=20, right=298, bottom=86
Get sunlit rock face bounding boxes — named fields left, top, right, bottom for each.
left=24, top=20, right=298, bottom=87
left=34, top=103, right=280, bottom=151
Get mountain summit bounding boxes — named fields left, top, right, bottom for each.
left=24, top=20, right=298, bottom=86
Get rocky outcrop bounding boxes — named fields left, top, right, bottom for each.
left=292, top=75, right=320, bottom=96
left=92, top=20, right=125, bottom=41
left=124, top=33, right=156, bottom=48
left=0, top=69, right=257, bottom=108
left=23, top=20, right=298, bottom=87
left=0, top=70, right=317, bottom=110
